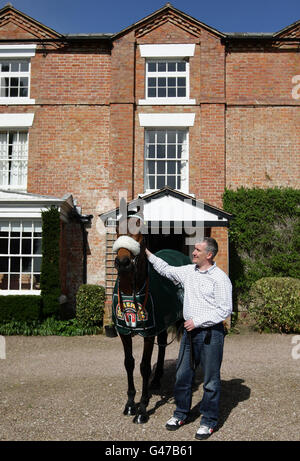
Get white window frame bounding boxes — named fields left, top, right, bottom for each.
left=144, top=128, right=189, bottom=194
left=0, top=218, right=42, bottom=294
left=0, top=113, right=34, bottom=192
left=139, top=44, right=195, bottom=105
left=0, top=45, right=36, bottom=105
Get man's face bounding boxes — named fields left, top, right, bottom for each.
left=192, top=241, right=212, bottom=267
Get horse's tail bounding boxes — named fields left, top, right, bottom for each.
left=167, top=318, right=184, bottom=342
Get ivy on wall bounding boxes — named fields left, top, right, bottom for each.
left=40, top=206, right=61, bottom=318
left=223, top=187, right=300, bottom=306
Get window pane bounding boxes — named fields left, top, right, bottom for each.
left=11, top=61, right=19, bottom=72
left=22, top=239, right=31, bottom=255
left=0, top=274, right=8, bottom=289
left=157, top=144, right=165, bottom=158
left=167, top=87, right=176, bottom=97
left=167, top=131, right=176, bottom=143
left=177, top=132, right=185, bottom=143
left=178, top=77, right=186, bottom=87
left=20, top=61, right=29, bottom=72
left=157, top=176, right=165, bottom=188
left=157, top=161, right=165, bottom=174
left=167, top=145, right=176, bottom=158
left=148, top=176, right=155, bottom=189
left=21, top=273, right=31, bottom=290
left=10, top=274, right=20, bottom=290
left=157, top=87, right=166, bottom=97
left=10, top=87, right=18, bottom=97
left=11, top=257, right=20, bottom=272
left=22, top=257, right=32, bottom=273
left=148, top=88, right=156, bottom=97
left=148, top=144, right=155, bottom=158
left=19, top=87, right=28, bottom=97
left=177, top=61, right=186, bottom=71
left=167, top=62, right=176, bottom=72
left=33, top=274, right=40, bottom=290
left=158, top=62, right=166, bottom=72
left=11, top=221, right=21, bottom=234
left=10, top=239, right=20, bottom=254
left=167, top=176, right=176, bottom=189
left=148, top=78, right=156, bottom=87
left=10, top=78, right=18, bottom=87
left=158, top=78, right=166, bottom=87
left=148, top=160, right=155, bottom=174
left=0, top=221, right=9, bottom=234
left=34, top=222, right=42, bottom=234
left=0, top=257, right=8, bottom=272
left=23, top=221, right=32, bottom=233
left=1, top=62, right=9, bottom=72
left=177, top=87, right=186, bottom=97
left=168, top=77, right=176, bottom=87
left=33, top=239, right=42, bottom=255
left=0, top=239, right=8, bottom=254
left=33, top=257, right=41, bottom=272
left=157, top=131, right=165, bottom=143
left=167, top=162, right=176, bottom=174
left=148, top=62, right=156, bottom=72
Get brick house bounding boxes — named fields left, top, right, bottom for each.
left=0, top=4, right=299, bottom=318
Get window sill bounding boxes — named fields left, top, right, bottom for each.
left=0, top=186, right=27, bottom=191
left=0, top=98, right=35, bottom=105
left=0, top=290, right=41, bottom=295
left=142, top=188, right=192, bottom=196
left=139, top=98, right=196, bottom=105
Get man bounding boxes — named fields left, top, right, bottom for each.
left=145, top=237, right=232, bottom=440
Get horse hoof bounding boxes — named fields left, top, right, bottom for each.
left=133, top=413, right=149, bottom=424
left=123, top=405, right=136, bottom=416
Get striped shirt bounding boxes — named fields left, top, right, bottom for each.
left=148, top=253, right=233, bottom=328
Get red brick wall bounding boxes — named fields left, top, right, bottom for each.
left=226, top=106, right=300, bottom=189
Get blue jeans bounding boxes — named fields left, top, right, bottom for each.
left=173, top=323, right=225, bottom=429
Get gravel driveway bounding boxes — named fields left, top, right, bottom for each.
left=0, top=331, right=299, bottom=441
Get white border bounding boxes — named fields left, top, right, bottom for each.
left=0, top=113, right=34, bottom=127
left=139, top=44, right=195, bottom=57
left=139, top=113, right=195, bottom=127
left=0, top=44, right=37, bottom=58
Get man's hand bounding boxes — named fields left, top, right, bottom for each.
left=145, top=248, right=152, bottom=258
left=184, top=319, right=195, bottom=331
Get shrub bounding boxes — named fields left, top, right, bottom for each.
left=223, top=187, right=300, bottom=306
left=40, top=206, right=61, bottom=318
left=0, top=295, right=42, bottom=323
left=248, top=277, right=300, bottom=333
left=0, top=317, right=102, bottom=336
left=76, top=285, right=105, bottom=327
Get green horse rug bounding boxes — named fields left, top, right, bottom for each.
left=112, top=249, right=191, bottom=337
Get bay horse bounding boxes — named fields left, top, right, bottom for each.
left=111, top=215, right=190, bottom=424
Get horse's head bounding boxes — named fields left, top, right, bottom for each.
left=113, top=212, right=145, bottom=274
left=113, top=233, right=143, bottom=274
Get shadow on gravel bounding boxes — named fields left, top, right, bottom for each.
left=148, top=359, right=251, bottom=430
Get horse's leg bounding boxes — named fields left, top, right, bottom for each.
left=133, top=336, right=155, bottom=424
left=120, top=334, right=136, bottom=416
left=150, top=329, right=168, bottom=390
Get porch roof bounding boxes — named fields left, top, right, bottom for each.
left=100, top=187, right=232, bottom=227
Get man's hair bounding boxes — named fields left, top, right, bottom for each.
left=203, top=237, right=218, bottom=258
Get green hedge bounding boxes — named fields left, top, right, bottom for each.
left=248, top=277, right=300, bottom=333
left=0, top=295, right=42, bottom=323
left=76, top=285, right=105, bottom=327
left=40, top=206, right=61, bottom=318
left=223, top=187, right=300, bottom=305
